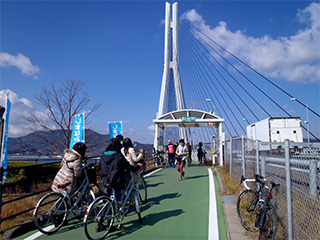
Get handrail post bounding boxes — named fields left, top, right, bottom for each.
left=285, top=139, right=293, bottom=240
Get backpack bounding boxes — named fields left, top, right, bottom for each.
left=168, top=144, right=174, bottom=154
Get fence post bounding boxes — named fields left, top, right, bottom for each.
left=261, top=156, right=266, bottom=178
left=242, top=135, right=246, bottom=177
left=309, top=160, right=317, bottom=197
left=230, top=138, right=233, bottom=179
left=285, top=139, right=293, bottom=240
left=256, top=139, right=260, bottom=175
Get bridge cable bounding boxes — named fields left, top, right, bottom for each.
left=180, top=20, right=256, bottom=125
left=182, top=19, right=320, bottom=119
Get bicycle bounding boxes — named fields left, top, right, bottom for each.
left=153, top=150, right=165, bottom=167
left=84, top=173, right=143, bottom=240
left=237, top=174, right=280, bottom=240
left=33, top=161, right=97, bottom=234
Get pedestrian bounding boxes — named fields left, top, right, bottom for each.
left=197, top=142, right=204, bottom=165
left=167, top=140, right=175, bottom=168
left=52, top=142, right=87, bottom=195
left=121, top=137, right=145, bottom=184
left=187, top=142, right=192, bottom=160
left=116, top=134, right=124, bottom=144
left=99, top=138, right=122, bottom=196
left=175, top=139, right=189, bottom=181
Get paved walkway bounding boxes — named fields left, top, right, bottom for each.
left=15, top=164, right=252, bottom=240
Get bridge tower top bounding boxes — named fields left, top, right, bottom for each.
left=154, top=2, right=186, bottom=149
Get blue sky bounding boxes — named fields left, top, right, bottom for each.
left=0, top=0, right=319, bottom=144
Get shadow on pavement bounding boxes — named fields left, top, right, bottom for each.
left=146, top=182, right=164, bottom=188
left=184, top=174, right=208, bottom=180
left=107, top=209, right=184, bottom=240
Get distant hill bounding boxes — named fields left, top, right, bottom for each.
left=8, top=129, right=153, bottom=157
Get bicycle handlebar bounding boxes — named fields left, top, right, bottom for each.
left=240, top=174, right=280, bottom=191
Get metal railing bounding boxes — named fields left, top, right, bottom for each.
left=224, top=136, right=320, bottom=240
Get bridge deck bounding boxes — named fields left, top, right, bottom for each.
left=17, top=164, right=229, bottom=240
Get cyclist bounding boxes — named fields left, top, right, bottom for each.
left=175, top=139, right=189, bottom=181
left=167, top=140, right=175, bottom=168
left=51, top=142, right=87, bottom=195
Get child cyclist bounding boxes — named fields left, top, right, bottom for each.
left=175, top=139, right=189, bottom=181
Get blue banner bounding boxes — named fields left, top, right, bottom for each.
left=1, top=97, right=11, bottom=183
left=69, top=113, right=85, bottom=149
left=109, top=122, right=122, bottom=140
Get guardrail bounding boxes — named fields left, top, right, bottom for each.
left=224, top=136, right=320, bottom=240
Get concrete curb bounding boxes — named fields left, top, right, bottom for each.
left=214, top=168, right=255, bottom=240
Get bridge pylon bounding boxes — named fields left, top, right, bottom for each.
left=154, top=2, right=187, bottom=150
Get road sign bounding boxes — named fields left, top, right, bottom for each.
left=182, top=116, right=196, bottom=122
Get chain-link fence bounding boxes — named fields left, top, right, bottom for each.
left=224, top=136, right=320, bottom=240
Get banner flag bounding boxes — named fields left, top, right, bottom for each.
left=69, top=113, right=85, bottom=149
left=1, top=97, right=11, bottom=183
left=109, top=122, right=122, bottom=140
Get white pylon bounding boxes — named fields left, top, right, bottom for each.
left=154, top=2, right=187, bottom=150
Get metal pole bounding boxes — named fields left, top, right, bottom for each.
left=256, top=139, right=260, bottom=175
left=242, top=135, right=246, bottom=177
left=229, top=138, right=233, bottom=179
left=309, top=160, right=317, bottom=197
left=285, top=139, right=293, bottom=240
left=306, top=104, right=310, bottom=144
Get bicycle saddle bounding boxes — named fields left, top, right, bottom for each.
left=57, top=181, right=72, bottom=189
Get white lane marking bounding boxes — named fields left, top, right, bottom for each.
left=144, top=168, right=162, bottom=178
left=208, top=168, right=219, bottom=240
left=24, top=225, right=54, bottom=240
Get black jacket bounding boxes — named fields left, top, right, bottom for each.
left=100, top=152, right=140, bottom=190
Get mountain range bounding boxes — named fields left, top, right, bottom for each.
left=8, top=129, right=153, bottom=157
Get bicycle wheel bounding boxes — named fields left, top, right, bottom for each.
left=33, top=192, right=68, bottom=234
left=138, top=176, right=147, bottom=204
left=84, top=196, right=115, bottom=240
left=237, top=190, right=259, bottom=232
left=134, top=190, right=142, bottom=224
left=258, top=205, right=277, bottom=240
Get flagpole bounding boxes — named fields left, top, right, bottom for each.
left=0, top=93, right=9, bottom=166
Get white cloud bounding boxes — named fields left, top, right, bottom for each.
left=0, top=89, right=45, bottom=136
left=182, top=2, right=320, bottom=83
left=0, top=52, right=40, bottom=78
left=147, top=124, right=156, bottom=131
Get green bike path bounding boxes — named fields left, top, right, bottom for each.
left=17, top=165, right=227, bottom=240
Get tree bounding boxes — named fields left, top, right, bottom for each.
left=24, top=79, right=101, bottom=156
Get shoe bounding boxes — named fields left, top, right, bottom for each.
left=173, top=165, right=175, bottom=168
left=179, top=178, right=183, bottom=181
left=168, top=165, right=171, bottom=168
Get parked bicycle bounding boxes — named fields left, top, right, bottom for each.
left=84, top=173, right=143, bottom=240
left=237, top=174, right=280, bottom=240
left=153, top=149, right=165, bottom=167
left=33, top=161, right=97, bottom=234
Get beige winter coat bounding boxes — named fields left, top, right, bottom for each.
left=121, top=147, right=143, bottom=166
left=51, top=149, right=82, bottom=195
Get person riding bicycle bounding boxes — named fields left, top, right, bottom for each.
left=175, top=139, right=189, bottom=181
left=51, top=142, right=87, bottom=195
